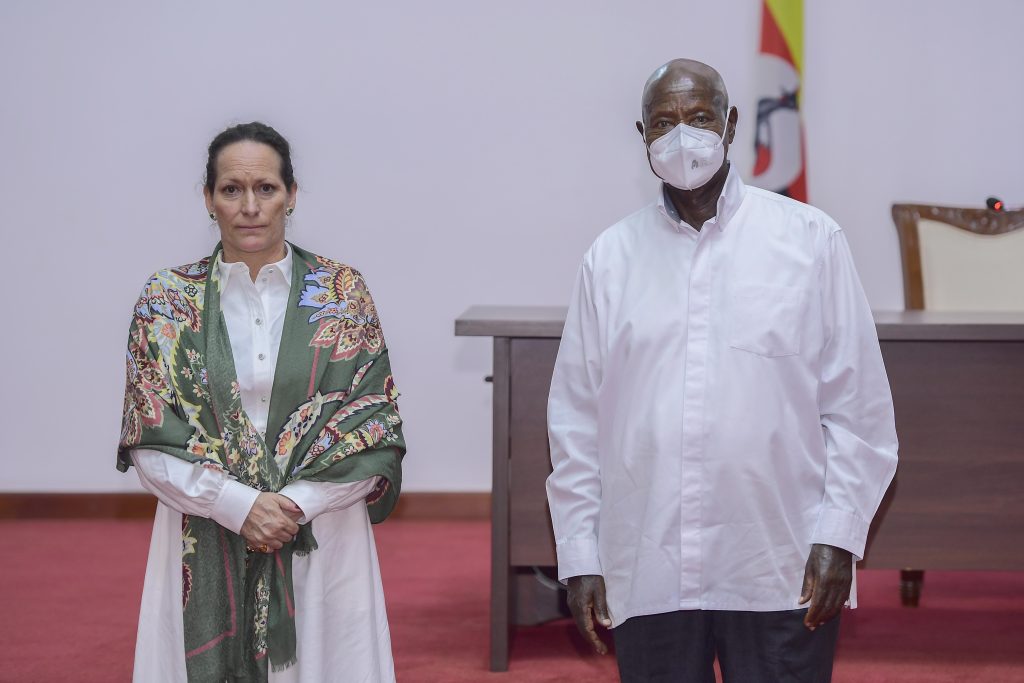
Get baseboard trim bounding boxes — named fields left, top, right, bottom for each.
left=0, top=492, right=491, bottom=520
left=391, top=492, right=491, bottom=519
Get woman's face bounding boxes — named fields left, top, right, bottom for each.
left=204, top=141, right=296, bottom=264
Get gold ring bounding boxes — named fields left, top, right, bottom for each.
left=259, top=544, right=269, bottom=553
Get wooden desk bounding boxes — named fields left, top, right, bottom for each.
left=455, top=307, right=1024, bottom=672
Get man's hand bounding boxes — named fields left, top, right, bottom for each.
left=240, top=493, right=302, bottom=552
left=567, top=574, right=612, bottom=654
left=798, top=543, right=853, bottom=630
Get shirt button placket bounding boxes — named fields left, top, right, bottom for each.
left=679, top=230, right=713, bottom=603
left=253, top=290, right=270, bottom=429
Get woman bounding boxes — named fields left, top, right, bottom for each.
left=118, top=122, right=405, bottom=682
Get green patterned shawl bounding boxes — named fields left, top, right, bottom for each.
left=117, top=242, right=405, bottom=682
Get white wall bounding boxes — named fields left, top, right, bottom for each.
left=1, top=1, right=1021, bottom=492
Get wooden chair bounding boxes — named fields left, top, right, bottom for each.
left=890, top=203, right=1024, bottom=605
left=893, top=203, right=1024, bottom=310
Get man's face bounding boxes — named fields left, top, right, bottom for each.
left=638, top=75, right=735, bottom=166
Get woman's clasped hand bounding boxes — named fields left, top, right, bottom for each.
left=240, top=493, right=303, bottom=552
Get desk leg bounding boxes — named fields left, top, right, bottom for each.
left=490, top=337, right=512, bottom=671
left=900, top=569, right=924, bottom=607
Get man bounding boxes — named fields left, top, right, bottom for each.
left=546, top=59, right=898, bottom=682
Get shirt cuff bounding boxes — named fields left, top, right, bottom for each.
left=811, top=507, right=871, bottom=560
left=555, top=535, right=603, bottom=582
left=278, top=480, right=329, bottom=524
left=210, top=480, right=261, bottom=534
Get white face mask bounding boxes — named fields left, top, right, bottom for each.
left=647, top=110, right=731, bottom=190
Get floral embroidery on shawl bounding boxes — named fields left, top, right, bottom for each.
left=182, top=515, right=198, bottom=609
left=299, top=258, right=384, bottom=361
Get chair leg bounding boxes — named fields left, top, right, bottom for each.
left=900, top=569, right=925, bottom=607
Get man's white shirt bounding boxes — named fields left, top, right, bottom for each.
left=546, top=166, right=898, bottom=627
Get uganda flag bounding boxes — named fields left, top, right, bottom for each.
left=752, top=0, right=807, bottom=202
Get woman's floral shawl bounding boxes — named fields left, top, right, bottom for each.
left=117, top=242, right=405, bottom=682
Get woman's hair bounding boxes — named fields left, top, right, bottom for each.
left=204, top=121, right=296, bottom=192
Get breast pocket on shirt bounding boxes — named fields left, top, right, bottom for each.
left=728, top=283, right=807, bottom=358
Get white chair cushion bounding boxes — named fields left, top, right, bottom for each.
left=918, top=218, right=1024, bottom=311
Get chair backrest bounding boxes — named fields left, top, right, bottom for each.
left=892, top=204, right=1024, bottom=310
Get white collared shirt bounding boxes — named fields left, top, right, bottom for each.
left=546, top=166, right=898, bottom=625
left=215, top=243, right=294, bottom=437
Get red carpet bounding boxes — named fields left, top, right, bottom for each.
left=2, top=519, right=1023, bottom=682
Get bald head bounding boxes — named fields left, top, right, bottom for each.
left=641, top=59, right=730, bottom=128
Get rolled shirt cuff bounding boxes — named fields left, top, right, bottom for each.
left=811, top=507, right=871, bottom=560
left=278, top=480, right=328, bottom=524
left=555, top=535, right=603, bottom=582
left=210, top=480, right=261, bottom=535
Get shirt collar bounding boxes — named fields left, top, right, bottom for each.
left=657, top=163, right=747, bottom=233
left=216, top=242, right=293, bottom=289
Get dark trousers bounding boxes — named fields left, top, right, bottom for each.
left=613, top=609, right=840, bottom=683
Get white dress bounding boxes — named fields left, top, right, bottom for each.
left=130, top=247, right=396, bottom=682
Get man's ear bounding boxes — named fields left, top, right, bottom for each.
left=636, top=120, right=645, bottom=138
